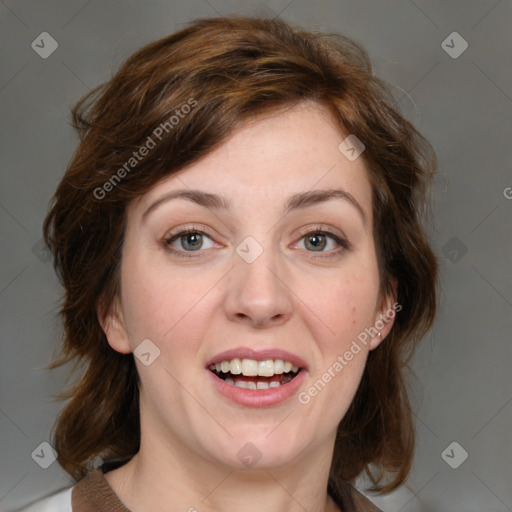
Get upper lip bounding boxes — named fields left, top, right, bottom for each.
left=206, top=347, right=308, bottom=370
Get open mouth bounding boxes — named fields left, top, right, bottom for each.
left=209, top=358, right=302, bottom=389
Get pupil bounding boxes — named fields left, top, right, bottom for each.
left=307, top=234, right=325, bottom=251
left=183, top=233, right=202, bottom=251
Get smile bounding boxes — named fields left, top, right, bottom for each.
left=210, top=358, right=301, bottom=389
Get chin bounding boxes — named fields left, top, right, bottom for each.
left=203, top=427, right=311, bottom=471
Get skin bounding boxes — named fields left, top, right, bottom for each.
left=101, top=101, right=396, bottom=512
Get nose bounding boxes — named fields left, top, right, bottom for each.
left=223, top=240, right=294, bottom=329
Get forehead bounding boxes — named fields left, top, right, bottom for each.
left=131, top=102, right=373, bottom=219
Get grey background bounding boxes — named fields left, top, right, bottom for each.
left=1, top=1, right=511, bottom=511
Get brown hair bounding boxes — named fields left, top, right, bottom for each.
left=44, top=14, right=438, bottom=496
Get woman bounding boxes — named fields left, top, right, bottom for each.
left=16, top=15, right=438, bottom=512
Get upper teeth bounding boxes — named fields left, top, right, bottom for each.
left=210, top=358, right=300, bottom=377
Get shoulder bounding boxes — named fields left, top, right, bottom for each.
left=329, top=477, right=386, bottom=512
left=11, top=487, right=73, bottom=512
left=352, top=487, right=386, bottom=512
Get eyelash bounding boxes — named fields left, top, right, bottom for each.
left=163, top=224, right=350, bottom=259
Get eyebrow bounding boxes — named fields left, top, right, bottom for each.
left=142, top=188, right=366, bottom=225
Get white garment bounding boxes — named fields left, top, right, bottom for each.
left=10, top=487, right=73, bottom=512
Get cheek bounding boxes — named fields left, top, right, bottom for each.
left=313, top=271, right=380, bottom=350
left=118, top=250, right=215, bottom=349
left=298, top=274, right=377, bottom=422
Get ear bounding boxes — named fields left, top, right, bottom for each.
left=97, top=295, right=131, bottom=354
left=369, top=279, right=399, bottom=350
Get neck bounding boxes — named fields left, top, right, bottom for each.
left=105, top=428, right=340, bottom=512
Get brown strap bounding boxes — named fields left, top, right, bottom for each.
left=71, top=469, right=130, bottom=512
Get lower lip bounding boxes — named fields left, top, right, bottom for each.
left=207, top=369, right=307, bottom=408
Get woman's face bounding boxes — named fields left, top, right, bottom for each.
left=104, top=102, right=395, bottom=471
